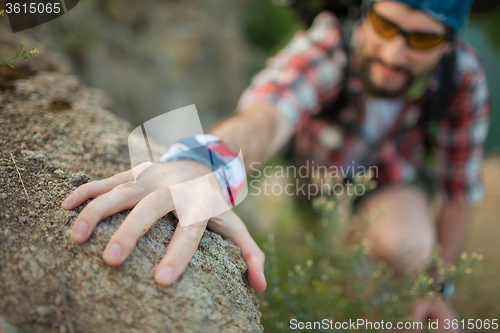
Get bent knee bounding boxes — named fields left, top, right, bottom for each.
left=367, top=233, right=435, bottom=275
left=358, top=185, right=436, bottom=275
left=369, top=236, right=434, bottom=275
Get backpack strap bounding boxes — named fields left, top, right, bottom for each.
left=311, top=16, right=353, bottom=122
left=420, top=49, right=457, bottom=158
left=282, top=17, right=351, bottom=160
left=427, top=50, right=457, bottom=122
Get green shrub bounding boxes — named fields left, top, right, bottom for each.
left=259, top=176, right=480, bottom=332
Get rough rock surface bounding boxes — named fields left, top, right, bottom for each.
left=0, top=34, right=263, bottom=333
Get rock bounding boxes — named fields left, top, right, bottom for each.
left=0, top=35, right=262, bottom=332
left=36, top=306, right=52, bottom=317
left=69, top=173, right=91, bottom=187
left=53, top=169, right=66, bottom=179
left=0, top=317, right=18, bottom=333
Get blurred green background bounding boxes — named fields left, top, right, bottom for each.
left=463, top=9, right=500, bottom=154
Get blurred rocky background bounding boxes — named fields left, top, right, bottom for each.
left=10, top=0, right=295, bottom=128
left=44, top=0, right=258, bottom=127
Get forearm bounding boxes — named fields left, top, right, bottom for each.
left=207, top=102, right=294, bottom=173
left=436, top=202, right=473, bottom=265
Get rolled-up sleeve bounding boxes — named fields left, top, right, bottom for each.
left=435, top=46, right=491, bottom=206
left=236, top=11, right=347, bottom=124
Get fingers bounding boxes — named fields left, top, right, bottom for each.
left=71, top=181, right=150, bottom=242
left=154, top=220, right=208, bottom=287
left=411, top=300, right=459, bottom=333
left=410, top=301, right=428, bottom=333
left=208, top=210, right=267, bottom=292
left=62, top=169, right=135, bottom=210
left=102, top=188, right=175, bottom=265
left=62, top=162, right=153, bottom=210
left=428, top=300, right=459, bottom=332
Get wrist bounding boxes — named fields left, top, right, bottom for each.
left=434, top=280, right=456, bottom=300
left=440, top=280, right=456, bottom=299
left=160, top=134, right=246, bottom=206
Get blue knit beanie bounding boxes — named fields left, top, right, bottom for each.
left=363, top=0, right=474, bottom=34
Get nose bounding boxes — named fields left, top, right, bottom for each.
left=378, top=34, right=407, bottom=68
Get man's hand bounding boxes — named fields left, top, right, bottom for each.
left=411, top=298, right=462, bottom=333
left=61, top=160, right=266, bottom=292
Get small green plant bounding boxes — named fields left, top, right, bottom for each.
left=0, top=41, right=39, bottom=68
left=0, top=10, right=40, bottom=67
left=260, top=175, right=480, bottom=332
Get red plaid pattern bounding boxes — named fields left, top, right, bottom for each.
left=237, top=11, right=490, bottom=206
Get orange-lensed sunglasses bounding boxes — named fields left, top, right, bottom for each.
left=366, top=7, right=454, bottom=50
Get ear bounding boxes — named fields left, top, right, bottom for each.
left=357, top=15, right=370, bottom=41
left=353, top=22, right=363, bottom=42
left=443, top=41, right=454, bottom=55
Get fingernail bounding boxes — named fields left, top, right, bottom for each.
left=156, top=266, right=174, bottom=285
left=72, top=220, right=88, bottom=241
left=62, top=193, right=75, bottom=208
left=261, top=271, right=266, bottom=282
left=104, top=243, right=122, bottom=262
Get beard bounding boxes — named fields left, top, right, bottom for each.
left=360, top=56, right=417, bottom=99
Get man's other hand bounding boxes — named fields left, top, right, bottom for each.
left=411, top=298, right=462, bottom=333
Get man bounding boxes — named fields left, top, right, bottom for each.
left=61, top=0, right=489, bottom=330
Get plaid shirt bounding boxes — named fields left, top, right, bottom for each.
left=237, top=11, right=490, bottom=206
